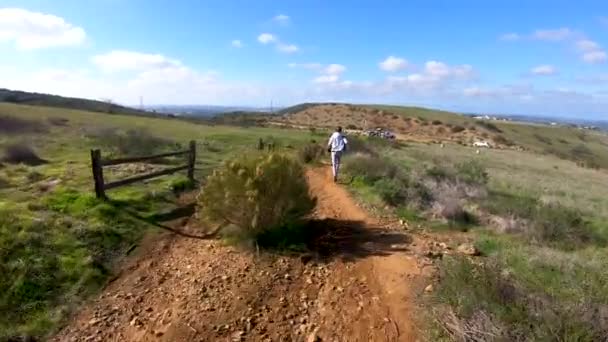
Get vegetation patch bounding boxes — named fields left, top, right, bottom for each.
left=197, top=153, right=315, bottom=244
left=429, top=255, right=608, bottom=341
left=298, top=143, right=326, bottom=164
left=2, top=143, right=47, bottom=166
left=476, top=121, right=503, bottom=133
left=0, top=115, right=47, bottom=134
left=86, top=127, right=181, bottom=157
left=0, top=187, right=148, bottom=340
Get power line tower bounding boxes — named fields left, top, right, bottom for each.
left=139, top=96, right=144, bottom=110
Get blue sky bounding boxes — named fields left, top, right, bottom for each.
left=0, top=0, right=607, bottom=118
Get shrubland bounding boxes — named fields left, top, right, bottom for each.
left=340, top=136, right=608, bottom=340
left=0, top=102, right=312, bottom=339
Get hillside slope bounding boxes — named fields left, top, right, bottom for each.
left=0, top=88, right=151, bottom=116
left=278, top=103, right=608, bottom=169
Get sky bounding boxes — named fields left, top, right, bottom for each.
left=0, top=0, right=607, bottom=118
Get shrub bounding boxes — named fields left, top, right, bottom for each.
left=346, top=124, right=359, bottom=130
left=2, top=144, right=47, bottom=166
left=493, top=135, right=514, bottom=146
left=342, top=153, right=401, bottom=184
left=86, top=128, right=179, bottom=157
left=455, top=160, right=488, bottom=185
left=298, top=143, right=326, bottom=164
left=47, top=117, right=69, bottom=126
left=476, top=121, right=503, bottom=133
left=450, top=125, right=466, bottom=133
left=344, top=136, right=377, bottom=155
left=431, top=256, right=607, bottom=341
left=570, top=144, right=593, bottom=158
left=169, top=176, right=195, bottom=194
left=373, top=178, right=406, bottom=206
left=0, top=115, right=46, bottom=134
left=431, top=120, right=442, bottom=125
left=0, top=175, right=10, bottom=189
left=197, top=154, right=314, bottom=240
left=534, top=133, right=552, bottom=145
left=531, top=204, right=601, bottom=249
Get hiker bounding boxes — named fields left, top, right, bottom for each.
left=327, top=126, right=348, bottom=182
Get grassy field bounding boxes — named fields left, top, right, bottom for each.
left=340, top=137, right=608, bottom=340
left=0, top=103, right=313, bottom=339
left=365, top=104, right=608, bottom=169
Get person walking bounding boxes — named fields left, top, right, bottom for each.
left=327, top=126, right=348, bottom=182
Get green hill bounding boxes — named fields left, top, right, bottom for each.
left=0, top=88, right=151, bottom=116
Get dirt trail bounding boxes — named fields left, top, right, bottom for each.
left=54, top=167, right=429, bottom=342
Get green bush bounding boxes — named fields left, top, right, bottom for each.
left=197, top=154, right=314, bottom=240
left=531, top=204, right=602, bottom=250
left=455, top=160, right=489, bottom=185
left=373, top=178, right=406, bottom=206
left=298, top=143, right=326, bottom=164
left=87, top=128, right=180, bottom=157
left=169, top=176, right=195, bottom=194
left=2, top=143, right=47, bottom=166
left=342, top=153, right=401, bottom=184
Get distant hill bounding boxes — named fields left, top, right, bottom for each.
left=146, top=105, right=275, bottom=117
left=276, top=103, right=608, bottom=169
left=0, top=88, right=150, bottom=116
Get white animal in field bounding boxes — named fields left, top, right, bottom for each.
left=473, top=141, right=490, bottom=148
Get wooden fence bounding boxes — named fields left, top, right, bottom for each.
left=91, top=140, right=196, bottom=199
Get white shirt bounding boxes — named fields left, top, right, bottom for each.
left=328, top=132, right=348, bottom=152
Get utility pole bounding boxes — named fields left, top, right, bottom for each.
left=270, top=99, right=274, bottom=114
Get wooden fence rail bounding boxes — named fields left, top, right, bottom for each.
left=91, top=140, right=196, bottom=199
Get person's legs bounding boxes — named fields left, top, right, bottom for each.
left=331, top=151, right=338, bottom=180
left=332, top=151, right=342, bottom=182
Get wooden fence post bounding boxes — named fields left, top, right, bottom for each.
left=187, top=140, right=196, bottom=182
left=90, top=149, right=106, bottom=199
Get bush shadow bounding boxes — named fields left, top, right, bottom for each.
left=258, top=218, right=412, bottom=262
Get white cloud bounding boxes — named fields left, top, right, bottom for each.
left=92, top=50, right=181, bottom=73
left=463, top=87, right=499, bottom=97
left=379, top=56, right=409, bottom=72
left=574, top=39, right=606, bottom=64
left=257, top=33, right=276, bottom=44
left=288, top=63, right=322, bottom=70
left=273, top=14, right=290, bottom=24
left=424, top=61, right=473, bottom=79
left=500, top=33, right=520, bottom=41
left=532, top=27, right=574, bottom=41
left=324, top=64, right=346, bottom=75
left=313, top=74, right=339, bottom=84
left=277, top=43, right=298, bottom=53
left=530, top=65, right=557, bottom=76
left=0, top=8, right=86, bottom=49
left=501, top=28, right=606, bottom=65
left=258, top=33, right=298, bottom=53
left=576, top=39, right=600, bottom=51
left=582, top=50, right=607, bottom=64
left=231, top=39, right=243, bottom=48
